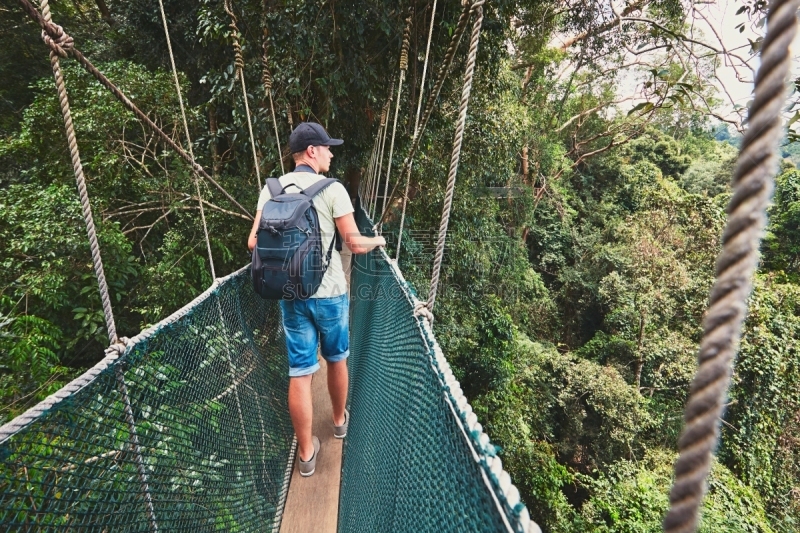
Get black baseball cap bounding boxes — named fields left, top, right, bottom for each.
left=289, top=122, right=344, bottom=153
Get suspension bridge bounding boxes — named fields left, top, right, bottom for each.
left=1, top=0, right=797, bottom=532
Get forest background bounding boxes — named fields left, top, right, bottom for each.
left=0, top=0, right=798, bottom=531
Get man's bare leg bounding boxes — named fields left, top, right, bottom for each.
left=288, top=374, right=314, bottom=460
left=327, top=360, right=348, bottom=426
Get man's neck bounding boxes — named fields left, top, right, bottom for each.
left=293, top=158, right=318, bottom=173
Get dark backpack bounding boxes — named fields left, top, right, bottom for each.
left=251, top=177, right=339, bottom=300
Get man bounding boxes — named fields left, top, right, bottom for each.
left=247, top=122, right=385, bottom=477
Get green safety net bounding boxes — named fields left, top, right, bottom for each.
left=0, top=269, right=295, bottom=532
left=340, top=203, right=534, bottom=533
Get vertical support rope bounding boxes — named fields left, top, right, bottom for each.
left=116, top=365, right=159, bottom=533
left=397, top=0, right=438, bottom=260
left=663, top=0, right=799, bottom=531
left=157, top=0, right=216, bottom=280
left=372, top=101, right=391, bottom=219
left=224, top=0, right=262, bottom=191
left=38, top=0, right=118, bottom=345
left=427, top=3, right=484, bottom=312
left=363, top=128, right=382, bottom=200
left=262, top=44, right=285, bottom=174
left=37, top=2, right=160, bottom=529
left=375, top=1, right=473, bottom=228
left=217, top=296, right=264, bottom=518
left=378, top=15, right=412, bottom=226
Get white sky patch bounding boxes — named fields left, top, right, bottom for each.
left=549, top=0, right=800, bottom=128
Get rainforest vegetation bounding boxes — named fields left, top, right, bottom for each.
left=1, top=0, right=798, bottom=531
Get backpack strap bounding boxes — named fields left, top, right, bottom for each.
left=266, top=177, right=283, bottom=198
left=301, top=177, right=338, bottom=199
left=302, top=178, right=343, bottom=264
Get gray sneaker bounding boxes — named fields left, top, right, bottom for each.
left=298, top=436, right=320, bottom=477
left=333, top=409, right=349, bottom=439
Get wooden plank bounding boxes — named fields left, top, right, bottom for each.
left=278, top=358, right=343, bottom=533
left=481, top=186, right=525, bottom=198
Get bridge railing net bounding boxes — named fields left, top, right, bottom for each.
left=0, top=267, right=295, bottom=532
left=341, top=204, right=536, bottom=533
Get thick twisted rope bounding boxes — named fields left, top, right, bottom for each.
left=158, top=0, right=216, bottom=279
left=363, top=122, right=382, bottom=200
left=427, top=3, right=484, bottom=312
left=379, top=15, right=412, bottom=226
left=18, top=0, right=253, bottom=220
left=397, top=0, right=438, bottom=260
left=38, top=0, right=117, bottom=345
left=372, top=98, right=392, bottom=219
left=37, top=2, right=160, bottom=529
left=224, top=0, right=262, bottom=192
left=663, top=0, right=799, bottom=531
left=262, top=34, right=285, bottom=174
left=375, top=0, right=474, bottom=227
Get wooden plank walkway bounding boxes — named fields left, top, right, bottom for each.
left=279, top=247, right=351, bottom=533
left=278, top=358, right=343, bottom=533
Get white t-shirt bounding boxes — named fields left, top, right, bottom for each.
left=256, top=171, right=354, bottom=298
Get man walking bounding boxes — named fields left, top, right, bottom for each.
left=248, top=122, right=385, bottom=476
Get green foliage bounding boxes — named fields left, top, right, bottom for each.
left=574, top=449, right=775, bottom=533
left=763, top=168, right=800, bottom=274
left=720, top=274, right=800, bottom=527
left=475, top=336, right=650, bottom=529
left=680, top=138, right=737, bottom=197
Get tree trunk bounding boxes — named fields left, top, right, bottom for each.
left=521, top=145, right=529, bottom=183
left=209, top=106, right=220, bottom=178
left=634, top=311, right=646, bottom=391
left=94, top=0, right=116, bottom=26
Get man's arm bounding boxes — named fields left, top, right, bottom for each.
left=247, top=210, right=261, bottom=251
left=335, top=212, right=385, bottom=254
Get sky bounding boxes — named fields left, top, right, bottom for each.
left=669, top=0, right=800, bottom=122
left=548, top=0, right=800, bottom=127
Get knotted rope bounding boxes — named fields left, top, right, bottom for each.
left=224, top=0, right=262, bottom=192
left=414, top=301, right=435, bottom=323
left=362, top=124, right=382, bottom=200
left=663, top=0, right=799, bottom=531
left=378, top=14, right=413, bottom=227
left=262, top=33, right=285, bottom=174
left=17, top=0, right=253, bottom=220
left=372, top=95, right=392, bottom=219
left=36, top=2, right=159, bottom=528
left=427, top=2, right=484, bottom=312
left=157, top=0, right=216, bottom=279
left=366, top=105, right=387, bottom=212
left=37, top=0, right=117, bottom=345
left=397, top=0, right=438, bottom=260
left=375, top=0, right=474, bottom=228
left=41, top=20, right=72, bottom=57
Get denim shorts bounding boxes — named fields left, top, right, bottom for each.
left=279, top=293, right=350, bottom=377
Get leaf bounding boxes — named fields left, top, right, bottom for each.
left=628, top=102, right=654, bottom=116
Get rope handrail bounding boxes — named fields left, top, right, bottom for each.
left=663, top=0, right=799, bottom=531
left=0, top=265, right=250, bottom=443
left=17, top=0, right=253, bottom=220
